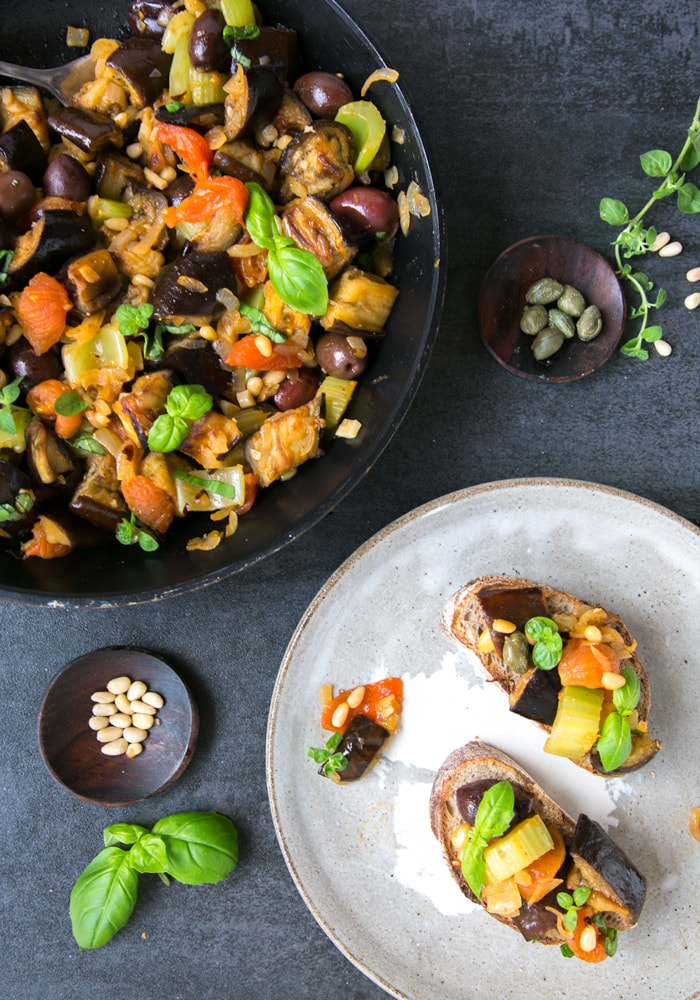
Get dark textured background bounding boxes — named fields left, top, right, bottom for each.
left=1, top=1, right=699, bottom=998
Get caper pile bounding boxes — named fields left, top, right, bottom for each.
left=520, top=278, right=603, bottom=361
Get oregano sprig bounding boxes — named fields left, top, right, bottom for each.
left=600, top=95, right=700, bottom=359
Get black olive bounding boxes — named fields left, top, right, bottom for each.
left=293, top=70, right=353, bottom=117
left=189, top=9, right=230, bottom=73
left=0, top=171, right=35, bottom=223
left=274, top=368, right=320, bottom=411
left=315, top=331, right=367, bottom=379
left=43, top=154, right=91, bottom=203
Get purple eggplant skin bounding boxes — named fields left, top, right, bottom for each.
left=24, top=419, right=81, bottom=495
left=156, top=338, right=233, bottom=398
left=225, top=63, right=285, bottom=140
left=325, top=714, right=389, bottom=782
left=155, top=103, right=225, bottom=130
left=7, top=209, right=97, bottom=286
left=5, top=340, right=62, bottom=395
left=476, top=583, right=548, bottom=656
left=127, top=0, right=175, bottom=39
left=106, top=38, right=172, bottom=108
left=149, top=250, right=236, bottom=321
left=236, top=27, right=298, bottom=83
left=0, top=120, right=48, bottom=185
left=509, top=666, right=562, bottom=726
left=514, top=885, right=569, bottom=943
left=47, top=107, right=123, bottom=156
left=571, top=814, right=646, bottom=924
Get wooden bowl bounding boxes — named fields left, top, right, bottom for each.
left=38, top=647, right=198, bottom=806
left=478, top=235, right=627, bottom=382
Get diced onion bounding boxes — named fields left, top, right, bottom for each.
left=360, top=67, right=399, bottom=97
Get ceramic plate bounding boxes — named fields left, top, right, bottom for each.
left=266, top=478, right=700, bottom=1000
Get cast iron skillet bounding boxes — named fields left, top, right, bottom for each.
left=0, top=0, right=446, bottom=606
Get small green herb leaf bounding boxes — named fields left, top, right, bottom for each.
left=54, top=390, right=88, bottom=417
left=524, top=616, right=563, bottom=671
left=116, top=302, right=154, bottom=337
left=0, top=248, right=14, bottom=282
left=677, top=181, right=700, bottom=214
left=612, top=666, right=641, bottom=716
left=640, top=149, right=673, bottom=177
left=239, top=302, right=287, bottom=342
left=308, top=731, right=348, bottom=777
left=70, top=847, right=139, bottom=951
left=115, top=514, right=159, bottom=551
left=599, top=197, right=629, bottom=226
left=0, top=489, right=34, bottom=523
left=68, top=430, right=106, bottom=456
left=460, top=780, right=515, bottom=898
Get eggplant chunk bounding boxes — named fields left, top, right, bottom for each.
left=476, top=583, right=548, bottom=657
left=280, top=196, right=357, bottom=280
left=178, top=411, right=241, bottom=469
left=270, top=87, right=312, bottom=138
left=8, top=209, right=97, bottom=285
left=224, top=62, right=285, bottom=141
left=569, top=814, right=646, bottom=926
left=159, top=336, right=233, bottom=398
left=63, top=249, right=122, bottom=316
left=244, top=396, right=324, bottom=488
left=235, top=26, right=298, bottom=83
left=47, top=107, right=123, bottom=155
left=106, top=38, right=171, bottom=108
left=589, top=730, right=662, bottom=775
left=509, top=666, right=562, bottom=726
left=20, top=508, right=108, bottom=557
left=320, top=265, right=399, bottom=334
left=155, top=103, right=225, bottom=130
left=0, top=119, right=48, bottom=184
left=113, top=370, right=175, bottom=448
left=279, top=120, right=355, bottom=203
left=24, top=419, right=80, bottom=492
left=94, top=151, right=146, bottom=200
left=327, top=714, right=390, bottom=782
left=69, top=452, right=128, bottom=533
left=0, top=459, right=35, bottom=536
left=127, top=1, right=176, bottom=40
left=150, top=250, right=236, bottom=322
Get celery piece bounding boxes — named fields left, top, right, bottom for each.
left=63, top=327, right=130, bottom=387
left=88, top=197, right=132, bottom=227
left=544, top=685, right=605, bottom=760
left=221, top=0, right=256, bottom=27
left=169, top=27, right=194, bottom=103
left=189, top=69, right=226, bottom=106
left=319, top=375, right=356, bottom=431
left=483, top=814, right=554, bottom=884
left=161, top=9, right=195, bottom=55
left=0, top=406, right=31, bottom=453
left=335, top=101, right=386, bottom=173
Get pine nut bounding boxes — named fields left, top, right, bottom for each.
left=126, top=742, right=143, bottom=759
left=102, top=738, right=129, bottom=756
left=88, top=716, right=110, bottom=731
left=684, top=292, right=700, bottom=310
left=331, top=702, right=349, bottom=729
left=658, top=240, right=683, bottom=257
left=130, top=699, right=156, bottom=715
left=579, top=925, right=598, bottom=953
left=132, top=713, right=154, bottom=730
left=96, top=726, right=125, bottom=743
left=686, top=266, right=700, bottom=282
left=583, top=625, right=603, bottom=642
left=91, top=690, right=116, bottom=704
left=651, top=231, right=671, bottom=252
left=107, top=675, right=132, bottom=695
left=346, top=686, right=366, bottom=709
left=126, top=680, right=147, bottom=701
left=601, top=671, right=627, bottom=690
left=141, top=690, right=164, bottom=709
left=492, top=619, right=516, bottom=634
left=109, top=713, right=133, bottom=729
left=123, top=726, right=148, bottom=743
left=115, top=693, right=132, bottom=714
left=92, top=703, right=117, bottom=717
left=254, top=334, right=273, bottom=357
left=654, top=339, right=672, bottom=357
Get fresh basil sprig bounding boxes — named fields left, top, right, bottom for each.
left=308, top=731, right=348, bottom=777
left=0, top=248, right=13, bottom=283
left=595, top=665, right=641, bottom=772
left=524, top=616, right=563, bottom=671
left=557, top=886, right=591, bottom=932
left=115, top=303, right=173, bottom=361
left=116, top=513, right=159, bottom=552
left=0, top=376, right=24, bottom=435
left=70, top=812, right=239, bottom=950
left=148, top=383, right=213, bottom=453
left=244, top=181, right=328, bottom=316
left=0, top=488, right=34, bottom=523
left=460, top=780, right=515, bottom=898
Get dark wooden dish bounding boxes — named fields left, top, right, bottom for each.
left=38, top=647, right=198, bottom=806
left=478, top=235, right=627, bottom=382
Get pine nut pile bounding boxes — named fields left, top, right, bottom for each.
left=89, top=675, right=164, bottom=758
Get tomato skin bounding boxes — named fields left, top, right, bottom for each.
left=558, top=637, right=620, bottom=688
left=155, top=123, right=213, bottom=181
left=224, top=334, right=304, bottom=371
left=321, top=677, right=403, bottom=733
left=121, top=475, right=176, bottom=534
left=17, top=272, right=72, bottom=356
left=562, top=906, right=609, bottom=963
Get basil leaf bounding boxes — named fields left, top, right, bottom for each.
left=70, top=847, right=139, bottom=950
left=166, top=384, right=213, bottom=420
left=152, top=812, right=238, bottom=885
left=267, top=244, right=328, bottom=316
left=104, top=823, right=150, bottom=847
left=612, top=665, right=641, bottom=716
left=239, top=302, right=287, bottom=343
left=173, top=469, right=241, bottom=501
left=596, top=711, right=632, bottom=772
left=129, top=834, right=170, bottom=874
left=524, top=616, right=562, bottom=671
left=244, top=182, right=277, bottom=250
left=148, top=413, right=189, bottom=452
left=460, top=780, right=514, bottom=898
left=524, top=616, right=558, bottom=643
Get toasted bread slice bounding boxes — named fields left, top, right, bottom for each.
left=429, top=741, right=646, bottom=950
left=440, top=575, right=660, bottom=775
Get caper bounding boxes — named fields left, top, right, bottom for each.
left=525, top=277, right=564, bottom=305
left=557, top=284, right=586, bottom=317
left=547, top=308, right=576, bottom=339
left=576, top=304, right=603, bottom=341
left=503, top=630, right=530, bottom=675
left=531, top=327, right=565, bottom=360
left=520, top=304, right=548, bottom=335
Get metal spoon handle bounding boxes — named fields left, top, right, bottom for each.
left=0, top=55, right=95, bottom=105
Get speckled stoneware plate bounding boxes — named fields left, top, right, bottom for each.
left=266, top=478, right=700, bottom=1000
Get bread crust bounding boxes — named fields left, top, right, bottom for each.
left=440, top=575, right=659, bottom=775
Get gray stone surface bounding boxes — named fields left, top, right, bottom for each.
left=1, top=0, right=699, bottom=998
